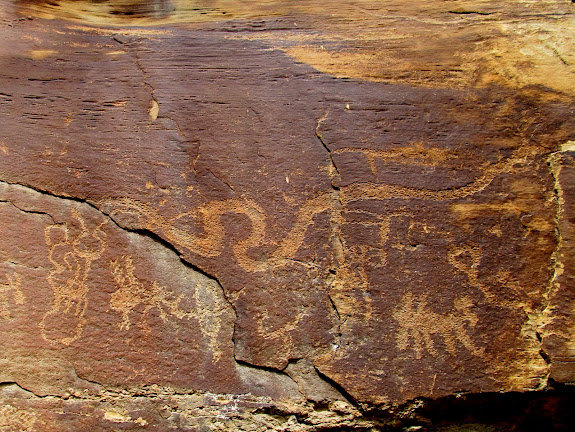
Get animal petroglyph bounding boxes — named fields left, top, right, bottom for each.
left=334, top=142, right=458, bottom=177
left=40, top=209, right=106, bottom=345
left=103, top=191, right=338, bottom=273
left=447, top=244, right=498, bottom=304
left=110, top=255, right=226, bottom=361
left=340, top=146, right=539, bottom=204
left=393, top=292, right=483, bottom=359
left=110, top=255, right=184, bottom=330
left=105, top=197, right=265, bottom=265
left=0, top=273, right=24, bottom=319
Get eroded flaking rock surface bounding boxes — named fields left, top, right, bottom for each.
left=1, top=0, right=575, bottom=430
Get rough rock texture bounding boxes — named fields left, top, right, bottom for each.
left=1, top=0, right=575, bottom=430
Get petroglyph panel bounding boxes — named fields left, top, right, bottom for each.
left=0, top=181, right=281, bottom=397
left=1, top=0, right=575, bottom=417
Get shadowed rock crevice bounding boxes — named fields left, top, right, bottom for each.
left=4, top=381, right=574, bottom=431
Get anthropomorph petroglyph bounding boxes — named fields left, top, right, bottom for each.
left=393, top=292, right=483, bottom=359
left=40, top=208, right=106, bottom=345
left=330, top=244, right=374, bottom=321
left=0, top=273, right=24, bottom=319
left=110, top=255, right=226, bottom=361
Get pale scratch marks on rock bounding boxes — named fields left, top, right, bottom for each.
left=0, top=273, right=24, bottom=320
left=0, top=404, right=37, bottom=432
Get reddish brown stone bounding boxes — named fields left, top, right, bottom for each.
left=1, top=0, right=575, bottom=430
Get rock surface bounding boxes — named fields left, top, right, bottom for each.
left=1, top=0, right=575, bottom=430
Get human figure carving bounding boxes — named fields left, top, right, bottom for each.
left=40, top=209, right=106, bottom=345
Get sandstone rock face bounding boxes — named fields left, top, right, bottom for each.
left=1, top=0, right=575, bottom=430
